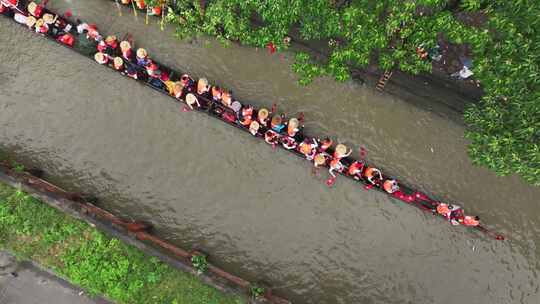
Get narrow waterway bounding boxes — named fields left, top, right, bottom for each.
left=1, top=2, right=539, bottom=303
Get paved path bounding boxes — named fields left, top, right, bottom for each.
left=0, top=252, right=109, bottom=304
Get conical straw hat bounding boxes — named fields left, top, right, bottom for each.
left=198, top=77, right=208, bottom=87
left=314, top=154, right=326, bottom=166
left=42, top=13, right=55, bottom=24
left=185, top=93, right=198, bottom=105
left=26, top=16, right=37, bottom=27
left=335, top=144, right=347, bottom=156
left=258, top=108, right=269, bottom=120
left=105, top=35, right=117, bottom=44
left=231, top=101, right=242, bottom=113
left=173, top=82, right=184, bottom=94
left=113, top=57, right=123, bottom=67
left=249, top=121, right=260, bottom=131
left=288, top=118, right=299, bottom=128
left=27, top=2, right=38, bottom=16
left=120, top=41, right=131, bottom=51
left=136, top=48, right=147, bottom=58
left=94, top=52, right=105, bottom=63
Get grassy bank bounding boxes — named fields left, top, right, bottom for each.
left=0, top=182, right=244, bottom=304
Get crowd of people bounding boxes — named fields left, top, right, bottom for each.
left=0, top=1, right=481, bottom=228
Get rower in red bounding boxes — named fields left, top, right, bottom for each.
left=328, top=158, right=344, bottom=178
left=436, top=202, right=451, bottom=218
left=318, top=138, right=333, bottom=153
left=383, top=179, right=399, bottom=194
left=436, top=202, right=463, bottom=225
left=364, top=166, right=383, bottom=186
left=240, top=105, right=254, bottom=127
left=313, top=153, right=327, bottom=168
left=264, top=130, right=279, bottom=146
left=461, top=215, right=480, bottom=227
left=120, top=41, right=132, bottom=60
left=298, top=139, right=318, bottom=160
left=333, top=144, right=351, bottom=160
left=347, top=161, right=364, bottom=180
left=249, top=121, right=260, bottom=136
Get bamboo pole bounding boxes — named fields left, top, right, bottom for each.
left=131, top=0, right=138, bottom=18
left=145, top=7, right=149, bottom=25
left=115, top=0, right=123, bottom=17
left=160, top=4, right=165, bottom=31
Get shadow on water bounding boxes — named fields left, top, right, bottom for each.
left=0, top=1, right=539, bottom=303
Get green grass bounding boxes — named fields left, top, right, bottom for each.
left=0, top=183, right=244, bottom=304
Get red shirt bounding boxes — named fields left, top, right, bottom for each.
left=57, top=34, right=74, bottom=47
left=348, top=162, right=363, bottom=175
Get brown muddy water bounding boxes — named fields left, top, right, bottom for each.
left=1, top=1, right=539, bottom=303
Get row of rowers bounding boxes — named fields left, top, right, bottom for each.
left=89, top=36, right=400, bottom=194
left=8, top=2, right=75, bottom=47
left=87, top=29, right=483, bottom=228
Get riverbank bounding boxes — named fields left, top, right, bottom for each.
left=0, top=182, right=244, bottom=304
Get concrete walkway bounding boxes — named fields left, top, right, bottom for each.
left=0, top=252, right=109, bottom=304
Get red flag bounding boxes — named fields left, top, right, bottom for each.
left=64, top=9, right=72, bottom=18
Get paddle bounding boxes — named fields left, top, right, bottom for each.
left=325, top=176, right=336, bottom=187
left=160, top=4, right=165, bottom=31
left=298, top=112, right=304, bottom=124
left=476, top=226, right=505, bottom=240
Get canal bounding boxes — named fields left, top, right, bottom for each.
left=0, top=1, right=539, bottom=303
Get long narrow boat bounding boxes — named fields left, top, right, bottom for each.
left=1, top=1, right=505, bottom=241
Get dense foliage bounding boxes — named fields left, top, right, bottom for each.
left=146, top=0, right=539, bottom=185
left=0, top=183, right=244, bottom=304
